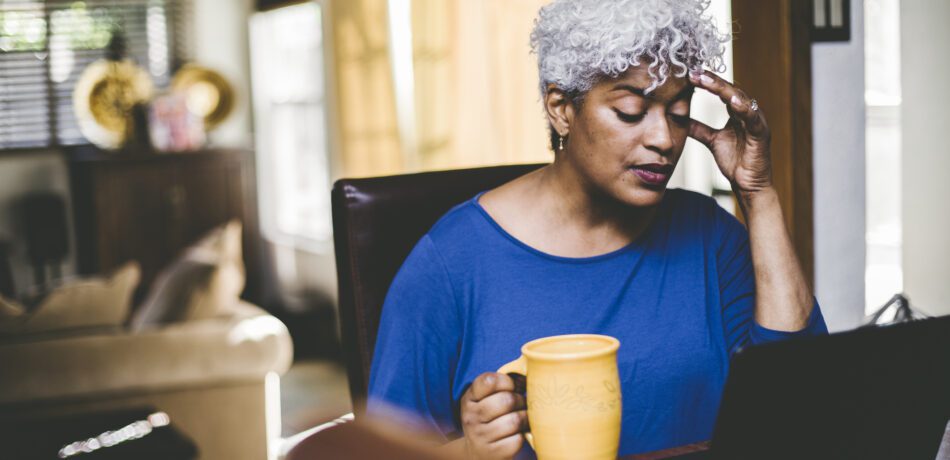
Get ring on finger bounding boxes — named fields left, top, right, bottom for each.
left=749, top=98, right=759, bottom=112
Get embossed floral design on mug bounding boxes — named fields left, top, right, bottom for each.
left=498, top=334, right=621, bottom=460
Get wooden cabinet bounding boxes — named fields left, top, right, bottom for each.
left=68, top=148, right=258, bottom=301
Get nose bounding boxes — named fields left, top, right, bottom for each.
left=642, top=112, right=675, bottom=155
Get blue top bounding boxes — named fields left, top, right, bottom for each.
left=367, top=188, right=828, bottom=457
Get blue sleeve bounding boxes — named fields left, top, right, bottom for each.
left=714, top=202, right=828, bottom=356
left=366, top=235, right=461, bottom=439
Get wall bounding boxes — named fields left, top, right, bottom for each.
left=811, top=1, right=867, bottom=331
left=0, top=150, right=77, bottom=296
left=901, top=0, right=950, bottom=317
left=193, top=0, right=255, bottom=148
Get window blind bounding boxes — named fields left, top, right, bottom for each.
left=0, top=0, right=191, bottom=149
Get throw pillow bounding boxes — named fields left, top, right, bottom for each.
left=0, top=297, right=26, bottom=334
left=130, top=220, right=245, bottom=330
left=179, top=220, right=245, bottom=321
left=0, top=262, right=141, bottom=336
left=0, top=298, right=24, bottom=318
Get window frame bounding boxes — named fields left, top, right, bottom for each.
left=249, top=0, right=335, bottom=253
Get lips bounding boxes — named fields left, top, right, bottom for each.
left=629, top=163, right=673, bottom=186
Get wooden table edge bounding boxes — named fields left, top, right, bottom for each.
left=624, top=441, right=711, bottom=459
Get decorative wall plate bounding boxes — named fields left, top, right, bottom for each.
left=171, top=64, right=235, bottom=131
left=73, top=59, right=154, bottom=150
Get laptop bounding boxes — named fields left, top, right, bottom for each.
left=702, top=314, right=950, bottom=460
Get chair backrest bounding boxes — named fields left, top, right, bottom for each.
left=331, top=164, right=544, bottom=410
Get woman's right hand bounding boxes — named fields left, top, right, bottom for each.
left=459, top=372, right=529, bottom=459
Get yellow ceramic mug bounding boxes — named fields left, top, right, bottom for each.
left=497, top=334, right=622, bottom=460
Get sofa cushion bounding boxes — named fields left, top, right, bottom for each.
left=0, top=302, right=293, bottom=405
left=0, top=262, right=140, bottom=338
left=0, top=298, right=24, bottom=318
left=130, top=221, right=245, bottom=331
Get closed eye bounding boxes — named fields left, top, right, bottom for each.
left=670, top=113, right=690, bottom=126
left=614, top=109, right=645, bottom=123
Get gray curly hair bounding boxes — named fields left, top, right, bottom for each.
left=530, top=0, right=730, bottom=98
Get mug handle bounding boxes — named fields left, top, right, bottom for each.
left=497, top=356, right=535, bottom=450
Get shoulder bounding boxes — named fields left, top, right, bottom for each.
left=404, top=194, right=496, bottom=273
left=425, top=196, right=487, bottom=246
left=392, top=196, right=483, bottom=268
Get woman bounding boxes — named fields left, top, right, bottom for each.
left=367, top=0, right=827, bottom=458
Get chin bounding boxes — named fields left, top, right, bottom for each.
left=613, top=184, right=668, bottom=208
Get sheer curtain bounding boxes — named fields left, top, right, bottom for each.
left=328, top=0, right=404, bottom=178
left=327, top=0, right=550, bottom=179
left=409, top=0, right=551, bottom=171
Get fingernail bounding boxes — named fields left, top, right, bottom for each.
left=484, top=375, right=495, bottom=385
left=731, top=95, right=743, bottom=108
left=689, top=71, right=701, bottom=81
left=700, top=74, right=714, bottom=86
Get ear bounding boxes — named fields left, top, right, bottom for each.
left=543, top=84, right=574, bottom=138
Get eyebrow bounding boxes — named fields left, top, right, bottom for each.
left=611, top=84, right=695, bottom=101
left=612, top=84, right=646, bottom=97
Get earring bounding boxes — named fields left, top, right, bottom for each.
left=557, top=134, right=566, bottom=152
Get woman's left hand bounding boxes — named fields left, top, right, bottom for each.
left=687, top=71, right=773, bottom=198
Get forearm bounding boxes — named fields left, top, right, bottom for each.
left=738, top=187, right=814, bottom=331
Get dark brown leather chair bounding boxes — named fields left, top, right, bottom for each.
left=331, top=164, right=544, bottom=412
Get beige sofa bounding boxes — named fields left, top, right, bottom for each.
left=0, top=302, right=293, bottom=460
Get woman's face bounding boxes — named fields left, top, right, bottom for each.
left=552, top=66, right=694, bottom=208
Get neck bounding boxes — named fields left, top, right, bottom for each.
left=534, top=157, right=658, bottom=243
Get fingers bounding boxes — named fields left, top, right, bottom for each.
left=488, top=432, right=525, bottom=458
left=507, top=373, right=527, bottom=393
left=461, top=405, right=528, bottom=455
left=688, top=70, right=746, bottom=112
left=461, top=405, right=527, bottom=442
left=468, top=410, right=527, bottom=449
left=689, top=70, right=769, bottom=137
left=461, top=372, right=529, bottom=458
left=688, top=118, right=717, bottom=148
left=480, top=410, right=529, bottom=439
left=473, top=391, right=527, bottom=423
left=468, top=372, right=517, bottom=402
left=463, top=373, right=525, bottom=424
left=475, top=420, right=527, bottom=460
